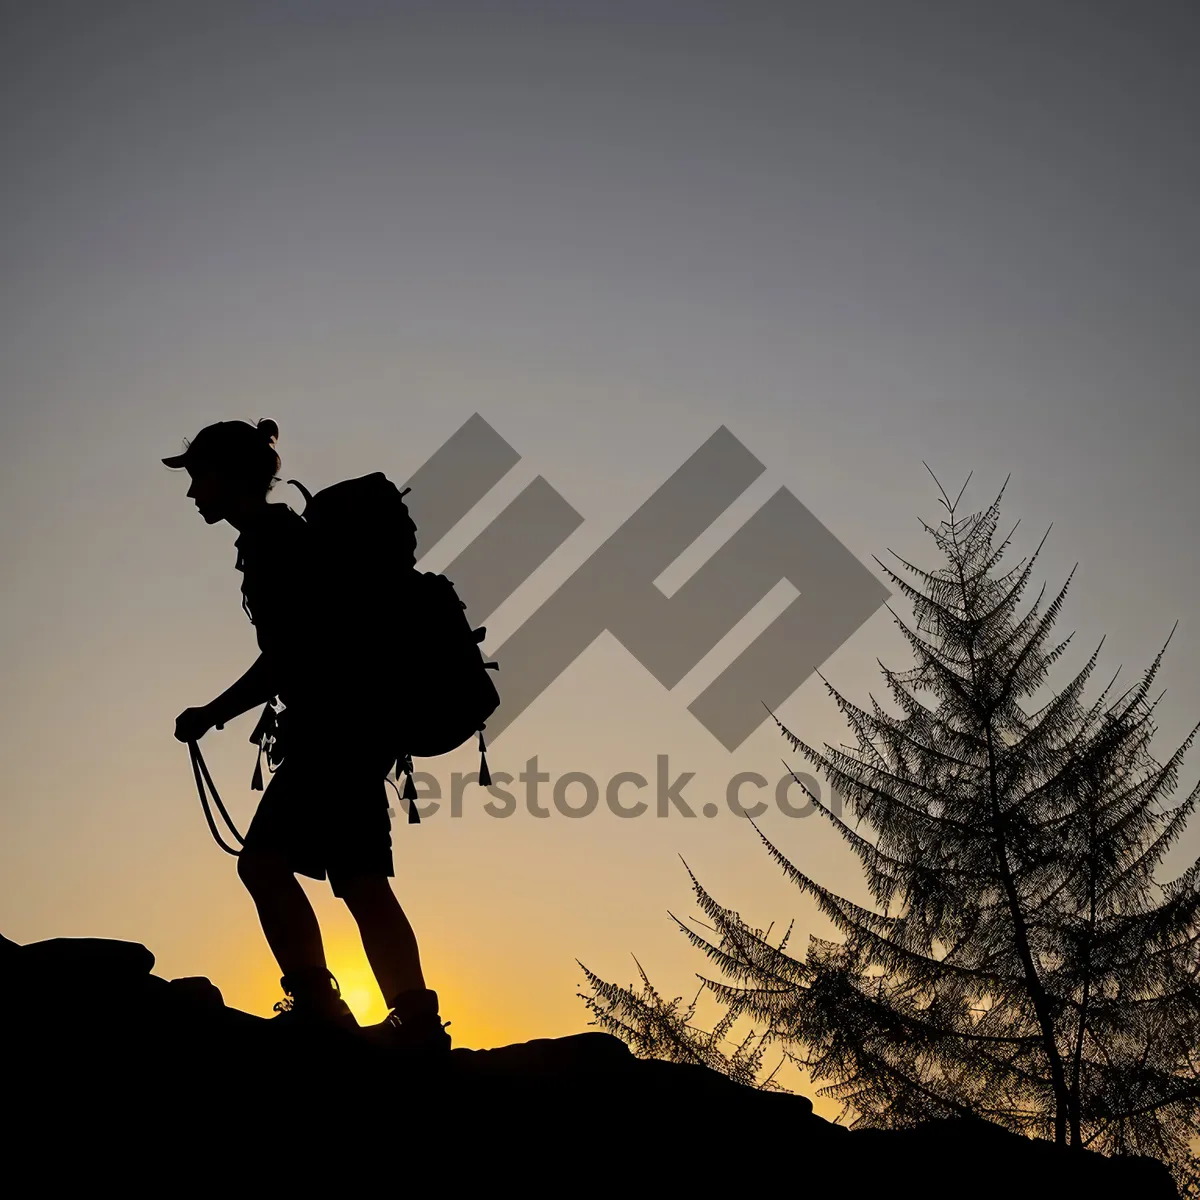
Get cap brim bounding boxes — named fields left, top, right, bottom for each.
left=162, top=454, right=189, bottom=468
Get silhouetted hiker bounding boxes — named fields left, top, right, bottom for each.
left=164, top=419, right=449, bottom=1055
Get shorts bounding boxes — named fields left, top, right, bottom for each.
left=241, top=741, right=397, bottom=896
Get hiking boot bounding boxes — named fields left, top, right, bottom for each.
left=272, top=967, right=359, bottom=1031
left=379, top=988, right=452, bottom=1060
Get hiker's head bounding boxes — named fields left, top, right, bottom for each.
left=162, top=419, right=281, bottom=524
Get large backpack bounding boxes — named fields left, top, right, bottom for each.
left=249, top=472, right=499, bottom=824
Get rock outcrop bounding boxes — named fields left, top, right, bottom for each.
left=1, top=935, right=1177, bottom=1196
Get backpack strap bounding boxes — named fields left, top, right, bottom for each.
left=286, top=478, right=314, bottom=510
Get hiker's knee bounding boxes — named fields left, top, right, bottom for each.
left=338, top=874, right=394, bottom=915
left=237, top=849, right=291, bottom=894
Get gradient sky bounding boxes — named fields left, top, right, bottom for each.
left=2, top=2, right=1198, bottom=1106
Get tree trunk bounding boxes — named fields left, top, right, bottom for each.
left=985, top=723, right=1071, bottom=1144
left=1068, top=808, right=1098, bottom=1149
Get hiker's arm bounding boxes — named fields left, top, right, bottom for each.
left=206, top=653, right=278, bottom=727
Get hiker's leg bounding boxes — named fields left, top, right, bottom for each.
left=237, top=849, right=327, bottom=977
left=339, top=875, right=425, bottom=1002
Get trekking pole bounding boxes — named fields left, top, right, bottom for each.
left=187, top=738, right=245, bottom=856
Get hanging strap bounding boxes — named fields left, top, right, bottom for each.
left=397, top=752, right=421, bottom=824
left=248, top=701, right=281, bottom=791
left=188, top=740, right=245, bottom=856
left=478, top=729, right=492, bottom=787
left=386, top=775, right=422, bottom=825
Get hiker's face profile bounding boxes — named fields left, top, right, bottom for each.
left=185, top=468, right=248, bottom=524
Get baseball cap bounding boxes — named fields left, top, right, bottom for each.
left=162, top=420, right=277, bottom=472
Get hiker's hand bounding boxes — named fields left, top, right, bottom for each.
left=174, top=705, right=218, bottom=744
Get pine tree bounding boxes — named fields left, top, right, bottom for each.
left=581, top=477, right=1200, bottom=1188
